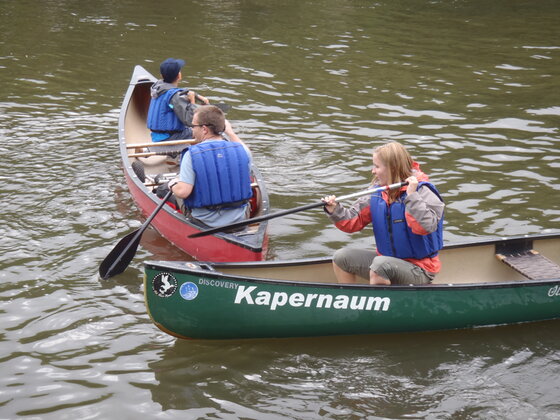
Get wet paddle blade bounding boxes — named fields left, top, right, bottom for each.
left=214, top=103, right=231, bottom=113
left=98, top=190, right=173, bottom=280
left=98, top=229, right=142, bottom=280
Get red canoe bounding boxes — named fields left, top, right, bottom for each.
left=117, top=65, right=269, bottom=261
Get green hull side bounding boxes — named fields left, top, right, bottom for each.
left=144, top=267, right=560, bottom=340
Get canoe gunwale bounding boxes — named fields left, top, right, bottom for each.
left=145, top=260, right=560, bottom=291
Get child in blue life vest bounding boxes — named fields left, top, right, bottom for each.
left=146, top=58, right=210, bottom=142
left=323, top=141, right=444, bottom=285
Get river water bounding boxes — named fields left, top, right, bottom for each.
left=1, top=0, right=559, bottom=418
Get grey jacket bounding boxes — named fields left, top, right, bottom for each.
left=150, top=80, right=198, bottom=126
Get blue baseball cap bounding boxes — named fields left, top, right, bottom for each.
left=160, top=58, right=185, bottom=83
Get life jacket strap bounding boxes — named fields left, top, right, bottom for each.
left=202, top=199, right=250, bottom=211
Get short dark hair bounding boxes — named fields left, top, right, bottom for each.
left=194, top=105, right=225, bottom=134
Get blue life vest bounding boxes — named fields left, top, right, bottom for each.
left=370, top=182, right=444, bottom=259
left=147, top=88, right=185, bottom=133
left=184, top=140, right=253, bottom=209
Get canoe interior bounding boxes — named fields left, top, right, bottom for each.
left=124, top=79, right=180, bottom=176
left=125, top=79, right=152, bottom=146
left=192, top=234, right=560, bottom=285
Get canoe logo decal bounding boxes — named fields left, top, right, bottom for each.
left=152, top=273, right=178, bottom=298
left=180, top=282, right=199, bottom=301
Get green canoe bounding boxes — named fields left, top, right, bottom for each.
left=144, top=233, right=560, bottom=340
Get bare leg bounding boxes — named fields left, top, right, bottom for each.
left=369, top=270, right=391, bottom=285
left=333, top=261, right=357, bottom=283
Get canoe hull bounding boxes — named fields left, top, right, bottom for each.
left=119, top=65, right=269, bottom=262
left=124, top=170, right=268, bottom=262
left=144, top=237, right=560, bottom=339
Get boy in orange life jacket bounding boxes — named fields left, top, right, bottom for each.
left=323, top=142, right=444, bottom=285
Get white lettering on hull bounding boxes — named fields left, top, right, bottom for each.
left=548, top=285, right=560, bottom=297
left=234, top=285, right=391, bottom=312
left=198, top=278, right=239, bottom=289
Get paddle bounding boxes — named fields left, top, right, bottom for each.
left=99, top=190, right=173, bottom=280
left=179, top=89, right=232, bottom=113
left=213, top=103, right=232, bottom=113
left=194, top=93, right=232, bottom=113
left=188, top=181, right=408, bottom=238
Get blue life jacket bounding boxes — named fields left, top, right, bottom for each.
left=184, top=140, right=253, bottom=209
left=370, top=182, right=444, bottom=259
left=147, top=88, right=185, bottom=133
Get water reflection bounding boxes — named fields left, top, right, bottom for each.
left=1, top=0, right=559, bottom=418
left=148, top=320, right=560, bottom=417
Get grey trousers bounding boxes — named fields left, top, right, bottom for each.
left=332, top=247, right=434, bottom=285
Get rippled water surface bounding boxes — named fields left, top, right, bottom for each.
left=1, top=0, right=559, bottom=418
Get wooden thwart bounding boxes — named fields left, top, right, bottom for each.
left=129, top=151, right=178, bottom=158
left=126, top=139, right=196, bottom=149
left=496, top=250, right=560, bottom=280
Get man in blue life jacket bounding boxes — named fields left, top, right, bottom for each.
left=146, top=58, right=210, bottom=142
left=167, top=105, right=253, bottom=228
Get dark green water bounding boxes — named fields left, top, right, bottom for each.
left=1, top=0, right=559, bottom=418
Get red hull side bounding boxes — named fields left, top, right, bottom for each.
left=125, top=174, right=266, bottom=262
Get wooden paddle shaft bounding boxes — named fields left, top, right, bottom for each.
left=126, top=139, right=196, bottom=149
left=128, top=151, right=174, bottom=158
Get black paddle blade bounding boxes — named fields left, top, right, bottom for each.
left=98, top=229, right=142, bottom=280
left=214, top=103, right=232, bottom=113
left=99, top=190, right=174, bottom=279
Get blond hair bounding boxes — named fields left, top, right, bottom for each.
left=372, top=142, right=413, bottom=202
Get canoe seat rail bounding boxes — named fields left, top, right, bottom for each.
left=496, top=238, right=560, bottom=280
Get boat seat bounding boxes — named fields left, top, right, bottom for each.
left=135, top=155, right=179, bottom=176
left=496, top=250, right=560, bottom=280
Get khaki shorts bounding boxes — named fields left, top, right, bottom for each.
left=332, top=247, right=434, bottom=285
